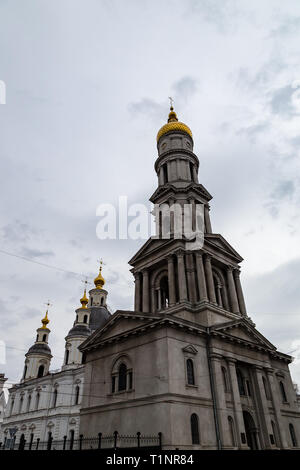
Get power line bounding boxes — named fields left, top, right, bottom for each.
left=0, top=248, right=83, bottom=279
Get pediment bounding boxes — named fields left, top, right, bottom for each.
left=150, top=181, right=212, bottom=202
left=182, top=345, right=198, bottom=355
left=211, top=320, right=276, bottom=350
left=129, top=237, right=174, bottom=266
left=80, top=311, right=160, bottom=350
left=205, top=234, right=243, bottom=262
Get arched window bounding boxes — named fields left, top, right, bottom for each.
left=36, top=334, right=39, bottom=342
left=47, top=432, right=52, bottom=451
left=236, top=368, right=245, bottom=395
left=23, top=365, right=27, bottom=380
left=35, top=393, right=40, bottom=410
left=52, top=389, right=58, bottom=408
left=222, top=367, right=229, bottom=392
left=279, top=381, right=287, bottom=403
left=75, top=386, right=80, bottom=405
left=228, top=416, right=236, bottom=446
left=83, top=315, right=88, bottom=323
left=29, top=433, right=34, bottom=450
left=246, top=379, right=252, bottom=396
left=289, top=423, right=297, bottom=447
left=189, top=162, right=195, bottom=182
left=186, top=359, right=195, bottom=385
left=262, top=376, right=270, bottom=400
left=27, top=395, right=31, bottom=412
left=10, top=398, right=15, bottom=415
left=37, top=365, right=44, bottom=378
left=163, top=163, right=168, bottom=183
left=101, top=297, right=104, bottom=305
left=69, top=430, right=75, bottom=450
left=112, top=376, right=116, bottom=393
left=42, top=334, right=47, bottom=342
left=19, top=397, right=24, bottom=413
left=159, top=276, right=169, bottom=310
left=65, top=349, right=70, bottom=365
left=118, top=363, right=127, bottom=391
left=191, top=413, right=200, bottom=444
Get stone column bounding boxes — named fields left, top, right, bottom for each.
left=142, top=270, right=150, bottom=313
left=167, top=255, right=176, bottom=306
left=134, top=272, right=141, bottom=311
left=227, top=267, right=240, bottom=314
left=233, top=269, right=247, bottom=315
left=158, top=167, right=164, bottom=186
left=193, top=166, right=198, bottom=183
left=252, top=366, right=273, bottom=449
left=204, top=205, right=212, bottom=233
left=209, top=353, right=228, bottom=448
left=195, top=252, right=208, bottom=301
left=151, top=286, right=156, bottom=312
left=204, top=254, right=216, bottom=303
left=265, top=368, right=289, bottom=448
left=177, top=250, right=188, bottom=302
left=227, top=358, right=248, bottom=449
left=186, top=252, right=197, bottom=303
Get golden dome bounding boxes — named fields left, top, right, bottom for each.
left=94, top=266, right=105, bottom=289
left=156, top=106, right=193, bottom=142
left=41, top=310, right=50, bottom=329
left=80, top=289, right=88, bottom=308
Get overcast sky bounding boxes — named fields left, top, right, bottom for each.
left=0, top=0, right=300, bottom=393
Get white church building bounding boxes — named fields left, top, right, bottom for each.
left=0, top=265, right=110, bottom=448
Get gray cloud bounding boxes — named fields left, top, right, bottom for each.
left=1, top=220, right=35, bottom=243
left=20, top=247, right=55, bottom=258
left=187, top=0, right=241, bottom=32
left=270, top=180, right=295, bottom=201
left=128, top=76, right=198, bottom=121
left=270, top=16, right=300, bottom=37
left=270, top=85, right=297, bottom=116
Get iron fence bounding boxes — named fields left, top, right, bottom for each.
left=0, top=431, right=162, bottom=451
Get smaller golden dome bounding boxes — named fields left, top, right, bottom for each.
left=41, top=310, right=50, bottom=329
left=94, top=266, right=105, bottom=289
left=80, top=289, right=88, bottom=308
left=157, top=106, right=193, bottom=142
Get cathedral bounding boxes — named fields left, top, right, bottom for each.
left=78, top=106, right=300, bottom=450
left=1, top=105, right=300, bottom=450
left=1, top=266, right=110, bottom=447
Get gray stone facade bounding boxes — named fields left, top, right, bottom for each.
left=79, top=108, right=300, bottom=449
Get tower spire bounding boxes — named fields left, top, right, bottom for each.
left=94, top=259, right=105, bottom=289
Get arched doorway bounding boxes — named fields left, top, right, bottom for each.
left=243, top=411, right=259, bottom=449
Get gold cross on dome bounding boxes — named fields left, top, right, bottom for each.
left=168, top=96, right=174, bottom=108
left=81, top=277, right=91, bottom=288
left=44, top=300, right=52, bottom=310
left=97, top=258, right=105, bottom=269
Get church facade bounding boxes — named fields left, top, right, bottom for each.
left=78, top=107, right=300, bottom=450
left=1, top=267, right=110, bottom=447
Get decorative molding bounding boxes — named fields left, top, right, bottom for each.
left=182, top=345, right=198, bottom=355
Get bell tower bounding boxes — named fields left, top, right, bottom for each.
left=22, top=310, right=52, bottom=381
left=129, top=105, right=249, bottom=326
left=63, top=287, right=91, bottom=370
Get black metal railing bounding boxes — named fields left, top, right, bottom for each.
left=0, top=431, right=162, bottom=451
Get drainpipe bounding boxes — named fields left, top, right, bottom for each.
left=206, top=330, right=222, bottom=450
